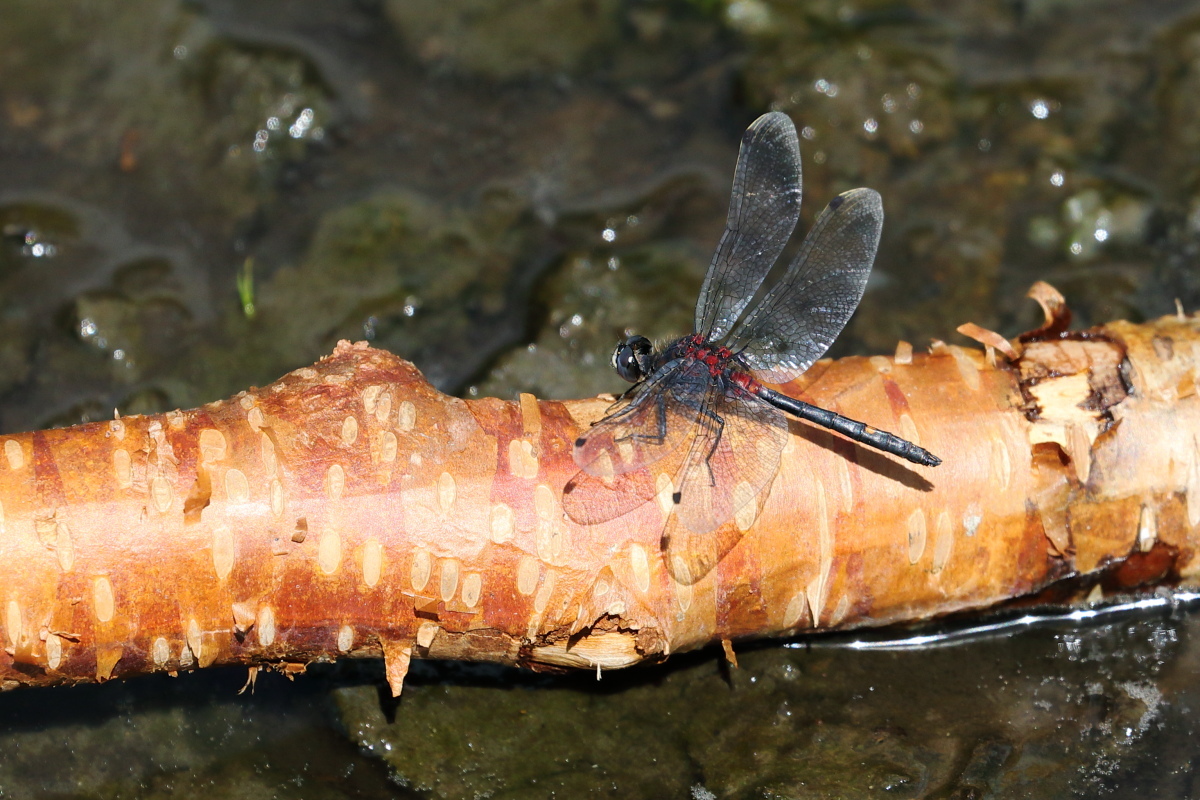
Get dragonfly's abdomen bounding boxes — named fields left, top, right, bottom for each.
left=728, top=369, right=760, bottom=393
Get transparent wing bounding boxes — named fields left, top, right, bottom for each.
left=661, top=385, right=788, bottom=584
left=695, top=112, right=803, bottom=342
left=726, top=188, right=883, bottom=384
left=565, top=360, right=708, bottom=528
left=566, top=380, right=788, bottom=585
left=571, top=360, right=709, bottom=478
left=562, top=465, right=661, bottom=528
left=669, top=387, right=788, bottom=536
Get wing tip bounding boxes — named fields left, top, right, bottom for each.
left=835, top=187, right=883, bottom=210
left=748, top=110, right=796, bottom=141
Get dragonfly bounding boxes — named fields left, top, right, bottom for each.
left=563, top=111, right=940, bottom=582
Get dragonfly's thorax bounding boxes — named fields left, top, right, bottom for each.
left=676, top=333, right=734, bottom=374
left=661, top=333, right=761, bottom=393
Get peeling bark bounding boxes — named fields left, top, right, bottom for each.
left=3, top=294, right=1200, bottom=693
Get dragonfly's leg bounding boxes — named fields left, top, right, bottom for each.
left=668, top=404, right=727, bottom=506
left=615, top=391, right=670, bottom=447
left=640, top=390, right=670, bottom=445
left=695, top=403, right=726, bottom=488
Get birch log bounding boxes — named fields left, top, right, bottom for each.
left=2, top=286, right=1198, bottom=693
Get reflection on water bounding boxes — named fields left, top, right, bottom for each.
left=2, top=0, right=1200, bottom=796
left=814, top=590, right=1200, bottom=651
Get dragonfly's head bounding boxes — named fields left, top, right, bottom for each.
left=611, top=335, right=653, bottom=383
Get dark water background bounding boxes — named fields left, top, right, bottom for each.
left=3, top=1, right=1200, bottom=796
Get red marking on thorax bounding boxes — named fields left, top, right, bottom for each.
left=683, top=336, right=760, bottom=392
left=689, top=342, right=736, bottom=377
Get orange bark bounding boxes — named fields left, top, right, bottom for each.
left=3, top=292, right=1199, bottom=692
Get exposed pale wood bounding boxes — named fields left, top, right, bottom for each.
left=3, top=309, right=1199, bottom=693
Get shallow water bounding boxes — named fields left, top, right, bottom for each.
left=3, top=0, right=1200, bottom=796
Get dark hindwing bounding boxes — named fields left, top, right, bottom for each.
left=727, top=188, right=883, bottom=385
left=695, top=112, right=803, bottom=342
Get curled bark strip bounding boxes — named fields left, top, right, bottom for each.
left=3, top=306, right=1200, bottom=692
left=957, top=322, right=1020, bottom=362
left=1022, top=280, right=1072, bottom=339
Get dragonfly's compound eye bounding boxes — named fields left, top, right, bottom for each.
left=611, top=335, right=652, bottom=382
